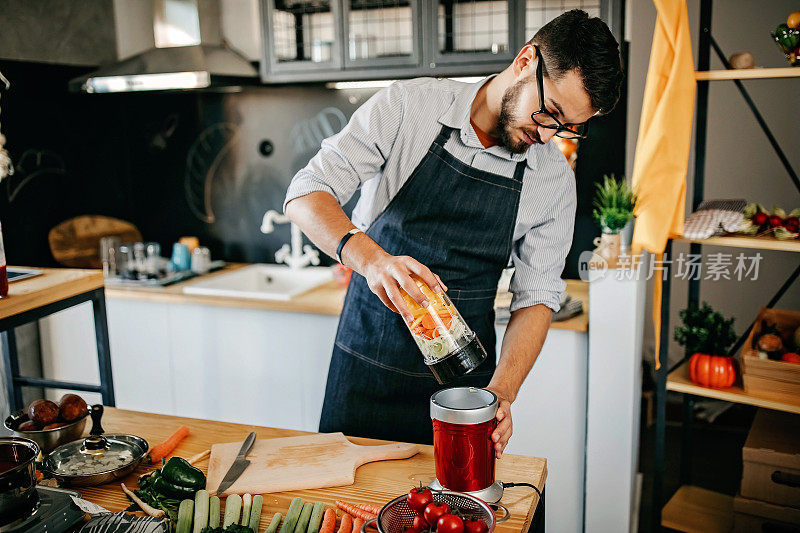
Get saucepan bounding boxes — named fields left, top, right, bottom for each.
left=0, top=437, right=40, bottom=526
left=39, top=405, right=149, bottom=486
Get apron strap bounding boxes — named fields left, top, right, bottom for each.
left=434, top=124, right=454, bottom=147
left=513, top=159, right=527, bottom=182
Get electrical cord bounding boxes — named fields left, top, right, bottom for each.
left=501, top=482, right=542, bottom=499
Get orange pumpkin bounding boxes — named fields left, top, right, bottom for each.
left=688, top=353, right=736, bottom=389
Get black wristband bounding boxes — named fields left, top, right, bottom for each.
left=335, top=229, right=362, bottom=264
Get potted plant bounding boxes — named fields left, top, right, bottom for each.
left=674, top=303, right=738, bottom=389
left=591, top=175, right=637, bottom=261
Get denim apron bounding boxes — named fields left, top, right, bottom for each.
left=319, top=125, right=525, bottom=444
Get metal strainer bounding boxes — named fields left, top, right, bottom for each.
left=361, top=491, right=510, bottom=533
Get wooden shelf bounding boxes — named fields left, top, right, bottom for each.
left=696, top=67, right=800, bottom=81
left=662, top=485, right=733, bottom=533
left=667, top=361, right=800, bottom=415
left=674, top=234, right=800, bottom=253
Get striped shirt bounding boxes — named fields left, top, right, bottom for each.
left=284, top=77, right=576, bottom=312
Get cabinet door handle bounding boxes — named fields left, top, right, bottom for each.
left=770, top=470, right=800, bottom=488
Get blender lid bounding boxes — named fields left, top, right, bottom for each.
left=430, top=387, right=497, bottom=424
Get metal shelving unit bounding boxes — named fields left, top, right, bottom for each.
left=652, top=0, right=800, bottom=530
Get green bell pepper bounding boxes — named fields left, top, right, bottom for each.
left=774, top=24, right=800, bottom=50
left=161, top=457, right=207, bottom=490
left=153, top=475, right=198, bottom=499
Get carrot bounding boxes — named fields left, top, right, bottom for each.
left=335, top=502, right=375, bottom=521
left=149, top=425, right=190, bottom=464
left=337, top=513, right=353, bottom=533
left=409, top=314, right=426, bottom=330
left=421, top=314, right=436, bottom=330
left=352, top=518, right=365, bottom=533
left=356, top=504, right=381, bottom=515
left=320, top=508, right=337, bottom=533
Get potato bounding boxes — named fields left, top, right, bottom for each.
left=17, top=420, right=39, bottom=431
left=728, top=51, right=754, bottom=69
left=27, top=399, right=59, bottom=426
left=58, top=394, right=88, bottom=422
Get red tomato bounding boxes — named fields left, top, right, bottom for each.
left=782, top=352, right=800, bottom=364
left=413, top=514, right=429, bottom=531
left=407, top=486, right=434, bottom=513
left=464, top=518, right=488, bottom=533
left=437, top=514, right=464, bottom=533
left=423, top=502, right=451, bottom=529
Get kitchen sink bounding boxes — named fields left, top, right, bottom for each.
left=182, top=264, right=333, bottom=301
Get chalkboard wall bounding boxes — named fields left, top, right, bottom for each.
left=0, top=58, right=626, bottom=279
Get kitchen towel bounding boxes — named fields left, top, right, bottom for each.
left=629, top=0, right=696, bottom=368
left=683, top=199, right=747, bottom=239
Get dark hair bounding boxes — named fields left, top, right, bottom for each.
left=528, top=9, right=623, bottom=115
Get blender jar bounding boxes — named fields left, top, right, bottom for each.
left=430, top=387, right=503, bottom=503
left=401, top=277, right=487, bottom=384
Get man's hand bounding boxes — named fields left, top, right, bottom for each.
left=486, top=387, right=513, bottom=458
left=362, top=254, right=446, bottom=321
left=285, top=192, right=446, bottom=319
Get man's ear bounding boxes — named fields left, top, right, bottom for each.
left=512, top=44, right=537, bottom=77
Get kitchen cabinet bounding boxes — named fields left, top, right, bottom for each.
left=102, top=298, right=339, bottom=431
left=523, top=0, right=603, bottom=39
left=428, top=0, right=517, bottom=68
left=342, top=0, right=422, bottom=69
left=262, top=0, right=345, bottom=75
left=260, top=0, right=618, bottom=82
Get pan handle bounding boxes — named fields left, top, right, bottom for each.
left=361, top=518, right=377, bottom=533
left=491, top=503, right=510, bottom=523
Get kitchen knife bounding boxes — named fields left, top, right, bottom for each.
left=216, top=431, right=256, bottom=495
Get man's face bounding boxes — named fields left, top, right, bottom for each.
left=496, top=65, right=595, bottom=154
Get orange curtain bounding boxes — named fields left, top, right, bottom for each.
left=631, top=0, right=696, bottom=368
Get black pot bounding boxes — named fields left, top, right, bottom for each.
left=0, top=437, right=40, bottom=525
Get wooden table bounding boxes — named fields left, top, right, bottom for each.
left=0, top=267, right=115, bottom=409
left=80, top=408, right=547, bottom=533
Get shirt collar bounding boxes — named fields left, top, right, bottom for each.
left=437, top=76, right=538, bottom=171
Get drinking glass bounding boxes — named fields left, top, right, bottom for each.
left=99, top=236, right=121, bottom=278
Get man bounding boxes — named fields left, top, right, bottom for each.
left=284, top=10, right=623, bottom=455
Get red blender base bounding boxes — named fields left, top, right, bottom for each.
left=429, top=478, right=504, bottom=504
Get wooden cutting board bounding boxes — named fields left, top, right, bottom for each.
left=206, top=432, right=419, bottom=496
left=48, top=215, right=142, bottom=268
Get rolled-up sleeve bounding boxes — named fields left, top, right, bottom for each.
left=509, top=170, right=576, bottom=313
left=283, top=82, right=406, bottom=211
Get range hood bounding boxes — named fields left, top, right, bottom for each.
left=69, top=0, right=258, bottom=93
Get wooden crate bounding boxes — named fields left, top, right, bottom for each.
left=741, top=308, right=800, bottom=396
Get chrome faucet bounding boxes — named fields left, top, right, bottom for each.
left=260, top=210, right=320, bottom=269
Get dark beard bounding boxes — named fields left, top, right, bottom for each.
left=496, top=79, right=541, bottom=154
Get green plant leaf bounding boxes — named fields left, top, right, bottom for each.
left=592, top=175, right=636, bottom=232
left=673, top=302, right=737, bottom=355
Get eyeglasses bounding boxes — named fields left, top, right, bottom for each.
left=530, top=45, right=589, bottom=139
